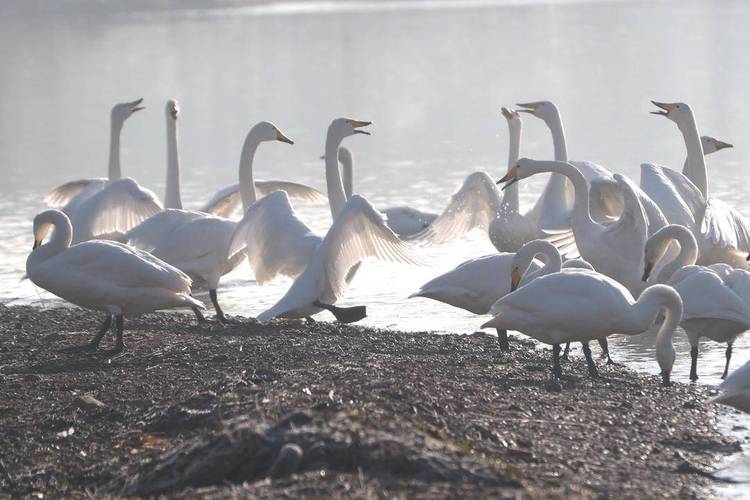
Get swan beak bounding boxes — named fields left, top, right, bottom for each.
left=516, top=102, right=542, bottom=114
left=32, top=239, right=40, bottom=250
left=510, top=268, right=521, bottom=292
left=497, top=165, right=520, bottom=190
left=650, top=101, right=675, bottom=116
left=715, top=140, right=733, bottom=150
left=351, top=120, right=372, bottom=135
left=661, top=370, right=671, bottom=386
left=127, top=98, right=145, bottom=112
left=276, top=131, right=294, bottom=145
left=501, top=107, right=516, bottom=119
left=642, top=261, right=654, bottom=282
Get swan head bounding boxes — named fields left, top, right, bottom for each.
left=701, top=135, right=733, bottom=155
left=501, top=107, right=522, bottom=129
left=650, top=101, right=694, bottom=126
left=166, top=99, right=180, bottom=120
left=516, top=101, right=559, bottom=122
left=111, top=98, right=145, bottom=124
left=32, top=209, right=67, bottom=249
left=496, top=157, right=543, bottom=190
left=329, top=118, right=372, bottom=140
left=251, top=121, right=294, bottom=145
left=642, top=228, right=671, bottom=282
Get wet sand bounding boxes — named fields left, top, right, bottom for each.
left=0, top=305, right=741, bottom=498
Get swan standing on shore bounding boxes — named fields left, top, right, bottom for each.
left=45, top=99, right=163, bottom=243
left=326, top=147, right=437, bottom=237
left=127, top=117, right=295, bottom=323
left=642, top=224, right=750, bottom=380
left=483, top=271, right=683, bottom=384
left=414, top=107, right=538, bottom=251
left=26, top=210, right=204, bottom=353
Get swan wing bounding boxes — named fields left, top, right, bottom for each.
left=45, top=178, right=106, bottom=208
left=322, top=195, right=424, bottom=301
left=410, top=171, right=501, bottom=243
left=640, top=163, right=704, bottom=228
left=669, top=267, right=750, bottom=325
left=125, top=209, right=206, bottom=251
left=72, top=178, right=163, bottom=241
left=602, top=174, right=649, bottom=250
left=202, top=181, right=327, bottom=218
left=228, top=190, right=320, bottom=285
left=701, top=199, right=750, bottom=253
left=200, top=184, right=242, bottom=218
left=151, top=216, right=237, bottom=274
left=543, top=228, right=581, bottom=260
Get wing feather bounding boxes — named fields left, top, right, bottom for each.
left=202, top=181, right=327, bottom=218
left=45, top=178, right=105, bottom=207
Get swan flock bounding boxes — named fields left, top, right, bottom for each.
left=26, top=98, right=750, bottom=411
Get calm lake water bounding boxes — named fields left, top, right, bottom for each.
left=1, top=0, right=749, bottom=493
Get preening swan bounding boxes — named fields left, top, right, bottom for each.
left=482, top=272, right=683, bottom=385
left=498, top=159, right=654, bottom=296
left=645, top=101, right=750, bottom=268
left=322, top=147, right=437, bottom=237
left=711, top=360, right=750, bottom=413
left=642, top=224, right=750, bottom=381
left=413, top=107, right=539, bottom=251
left=44, top=99, right=163, bottom=244
left=126, top=119, right=295, bottom=323
left=26, top=210, right=204, bottom=353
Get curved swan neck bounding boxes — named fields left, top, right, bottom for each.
left=164, top=117, right=182, bottom=209
left=29, top=211, right=72, bottom=266
left=654, top=225, right=698, bottom=283
left=238, top=128, right=262, bottom=210
left=521, top=240, right=562, bottom=280
left=533, top=107, right=571, bottom=229
left=632, top=285, right=682, bottom=376
left=502, top=122, right=522, bottom=211
left=108, top=117, right=123, bottom=180
left=339, top=148, right=354, bottom=200
left=534, top=161, right=595, bottom=232
left=325, top=129, right=349, bottom=218
left=678, top=111, right=708, bottom=199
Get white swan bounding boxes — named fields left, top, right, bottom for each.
left=323, top=147, right=438, bottom=237
left=711, top=361, right=750, bottom=413
left=413, top=107, right=539, bottom=252
left=642, top=224, right=750, bottom=381
left=409, top=239, right=591, bottom=350
left=644, top=101, right=750, bottom=268
left=26, top=210, right=204, bottom=353
left=44, top=99, right=163, bottom=244
left=499, top=159, right=656, bottom=296
left=482, top=272, right=683, bottom=385
left=229, top=119, right=421, bottom=323
left=126, top=120, right=295, bottom=323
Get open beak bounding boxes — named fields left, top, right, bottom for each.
left=351, top=120, right=372, bottom=135
left=510, top=268, right=521, bottom=292
left=650, top=101, right=675, bottom=116
left=516, top=102, right=542, bottom=114
left=496, top=165, right=519, bottom=190
left=127, top=98, right=145, bottom=113
left=661, top=369, right=671, bottom=386
left=642, top=260, right=654, bottom=282
left=276, top=130, right=294, bottom=145
left=32, top=239, right=40, bottom=250
left=715, top=139, right=733, bottom=150
left=501, top=107, right=516, bottom=120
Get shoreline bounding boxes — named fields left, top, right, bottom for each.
left=0, top=304, right=742, bottom=497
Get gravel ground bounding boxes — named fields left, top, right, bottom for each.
left=0, top=304, right=741, bottom=498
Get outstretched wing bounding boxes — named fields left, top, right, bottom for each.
left=201, top=181, right=327, bottom=218
left=322, top=195, right=424, bottom=301
left=410, top=171, right=501, bottom=244
left=228, top=190, right=321, bottom=285
left=701, top=199, right=750, bottom=253
left=640, top=163, right=703, bottom=229
left=125, top=209, right=206, bottom=251
left=45, top=178, right=105, bottom=207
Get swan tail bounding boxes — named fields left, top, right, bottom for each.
left=313, top=300, right=367, bottom=323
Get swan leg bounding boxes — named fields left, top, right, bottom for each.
left=582, top=342, right=600, bottom=378
left=722, top=343, right=733, bottom=379
left=312, top=300, right=367, bottom=324
left=210, top=289, right=238, bottom=325
left=110, top=315, right=125, bottom=354
left=597, top=337, right=619, bottom=365
left=496, top=329, right=510, bottom=351
left=689, top=345, right=699, bottom=382
left=561, top=342, right=571, bottom=361
left=192, top=305, right=207, bottom=324
left=62, top=315, right=112, bottom=352
left=552, top=344, right=563, bottom=380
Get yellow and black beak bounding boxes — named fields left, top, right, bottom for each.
left=276, top=130, right=294, bottom=145
left=32, top=239, right=41, bottom=250
left=715, top=139, right=733, bottom=151
left=516, top=101, right=542, bottom=114
left=497, top=165, right=520, bottom=190
left=642, top=260, right=654, bottom=282
left=501, top=107, right=516, bottom=120
left=650, top=101, right=675, bottom=116
left=128, top=98, right=145, bottom=113
left=510, top=268, right=521, bottom=292
left=351, top=120, right=372, bottom=135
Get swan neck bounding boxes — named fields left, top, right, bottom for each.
left=340, top=153, right=354, bottom=200
left=547, top=112, right=568, bottom=162
left=239, top=129, right=260, bottom=210
left=532, top=112, right=572, bottom=229
left=108, top=118, right=123, bottom=180
left=164, top=118, right=182, bottom=209
left=502, top=124, right=521, bottom=211
left=325, top=130, right=348, bottom=218
left=28, top=213, right=72, bottom=268
left=542, top=161, right=594, bottom=233
left=529, top=243, right=562, bottom=279
left=655, top=227, right=698, bottom=283
left=678, top=114, right=708, bottom=198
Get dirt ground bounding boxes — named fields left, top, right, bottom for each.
left=0, top=304, right=741, bottom=498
